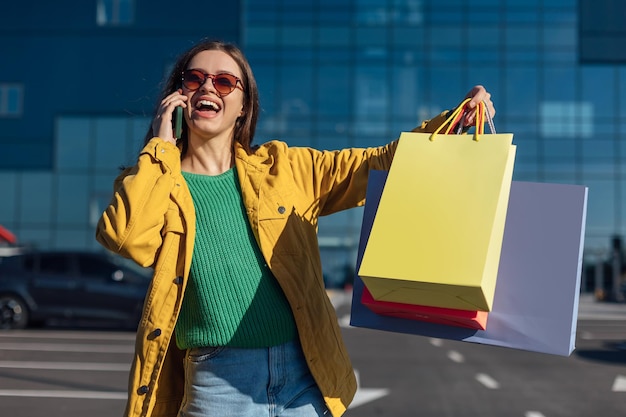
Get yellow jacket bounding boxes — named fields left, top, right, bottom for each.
left=96, top=114, right=447, bottom=417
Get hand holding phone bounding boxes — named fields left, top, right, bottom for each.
left=174, top=106, right=183, bottom=139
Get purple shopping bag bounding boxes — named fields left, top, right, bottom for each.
left=350, top=170, right=588, bottom=356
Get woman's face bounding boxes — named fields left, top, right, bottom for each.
left=182, top=50, right=245, bottom=143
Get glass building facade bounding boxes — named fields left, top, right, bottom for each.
left=1, top=0, right=625, bottom=287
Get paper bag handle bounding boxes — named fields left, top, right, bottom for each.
left=430, top=99, right=495, bottom=141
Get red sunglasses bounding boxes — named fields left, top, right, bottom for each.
left=181, top=69, right=244, bottom=96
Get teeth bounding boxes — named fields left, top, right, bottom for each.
left=198, top=100, right=220, bottom=111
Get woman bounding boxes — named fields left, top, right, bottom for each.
left=96, top=39, right=494, bottom=417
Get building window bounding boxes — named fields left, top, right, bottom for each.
left=96, top=0, right=134, bottom=26
left=579, top=0, right=626, bottom=63
left=0, top=84, right=23, bottom=117
left=540, top=102, right=593, bottom=139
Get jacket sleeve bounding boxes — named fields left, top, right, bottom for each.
left=412, top=111, right=452, bottom=133
left=95, top=138, right=182, bottom=268
left=285, top=113, right=451, bottom=216
left=283, top=141, right=396, bottom=217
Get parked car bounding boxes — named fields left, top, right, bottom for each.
left=0, top=250, right=152, bottom=330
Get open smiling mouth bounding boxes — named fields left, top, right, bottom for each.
left=196, top=100, right=221, bottom=113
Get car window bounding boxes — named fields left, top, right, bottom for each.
left=0, top=255, right=23, bottom=272
left=22, top=254, right=36, bottom=272
left=38, top=254, right=71, bottom=275
left=77, top=255, right=118, bottom=281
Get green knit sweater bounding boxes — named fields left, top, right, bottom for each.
left=175, top=168, right=297, bottom=349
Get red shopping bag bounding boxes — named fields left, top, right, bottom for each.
left=361, top=284, right=488, bottom=330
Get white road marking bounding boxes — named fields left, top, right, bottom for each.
left=350, top=369, right=390, bottom=409
left=0, top=361, right=129, bottom=371
left=429, top=338, right=443, bottom=347
left=447, top=350, right=464, bottom=363
left=0, top=390, right=126, bottom=399
left=612, top=375, right=626, bottom=392
left=525, top=412, right=546, bottom=417
left=338, top=314, right=352, bottom=328
left=0, top=343, right=133, bottom=353
left=475, top=373, right=500, bottom=389
left=350, top=388, right=390, bottom=409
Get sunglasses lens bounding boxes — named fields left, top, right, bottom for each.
left=182, top=70, right=205, bottom=90
left=213, top=74, right=238, bottom=95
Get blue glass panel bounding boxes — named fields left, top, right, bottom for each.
left=355, top=28, right=388, bottom=47
left=543, top=26, right=576, bottom=48
left=582, top=139, right=615, bottom=159
left=505, top=9, right=539, bottom=23
left=6, top=86, right=22, bottom=115
left=281, top=10, right=315, bottom=24
left=354, top=66, right=388, bottom=118
left=391, top=27, right=425, bottom=46
left=318, top=48, right=352, bottom=63
left=245, top=27, right=278, bottom=45
left=504, top=67, right=539, bottom=118
left=318, top=28, right=352, bottom=46
left=543, top=50, right=576, bottom=63
left=429, top=26, right=464, bottom=47
left=128, top=117, right=150, bottom=163
left=619, top=69, right=626, bottom=118
left=427, top=67, right=464, bottom=109
left=467, top=66, right=501, bottom=102
left=118, top=0, right=134, bottom=24
left=19, top=173, right=54, bottom=225
left=281, top=26, right=314, bottom=45
left=467, top=48, right=500, bottom=63
left=505, top=26, right=539, bottom=47
left=94, top=118, right=129, bottom=171
left=0, top=142, right=52, bottom=170
left=317, top=66, right=351, bottom=117
left=56, top=174, right=89, bottom=225
left=543, top=138, right=577, bottom=160
left=467, top=0, right=500, bottom=5
left=246, top=8, right=279, bottom=24
left=318, top=8, right=353, bottom=24
left=279, top=64, right=313, bottom=118
left=543, top=67, right=576, bottom=101
left=56, top=118, right=91, bottom=171
left=428, top=48, right=463, bottom=63
left=467, top=26, right=500, bottom=47
left=391, top=49, right=427, bottom=65
left=390, top=66, right=423, bottom=119
left=0, top=173, right=17, bottom=222
left=581, top=67, right=616, bottom=117
left=429, top=9, right=464, bottom=24
left=254, top=65, right=278, bottom=115
left=505, top=0, right=540, bottom=6
left=505, top=49, right=539, bottom=62
left=544, top=10, right=576, bottom=24
left=584, top=179, right=616, bottom=233
left=468, top=9, right=500, bottom=23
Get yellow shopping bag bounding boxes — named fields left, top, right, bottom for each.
left=358, top=100, right=516, bottom=312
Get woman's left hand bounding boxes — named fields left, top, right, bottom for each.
left=460, top=85, right=495, bottom=126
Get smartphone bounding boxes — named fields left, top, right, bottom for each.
left=174, top=106, right=183, bottom=139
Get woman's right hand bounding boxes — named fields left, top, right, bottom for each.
left=152, top=89, right=188, bottom=145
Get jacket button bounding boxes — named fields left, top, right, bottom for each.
left=173, top=276, right=183, bottom=285
left=147, top=328, right=162, bottom=340
left=278, top=206, right=286, bottom=214
left=137, top=385, right=149, bottom=395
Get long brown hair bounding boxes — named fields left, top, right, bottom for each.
left=143, top=39, right=260, bottom=154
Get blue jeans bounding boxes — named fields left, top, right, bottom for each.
left=178, top=339, right=330, bottom=417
